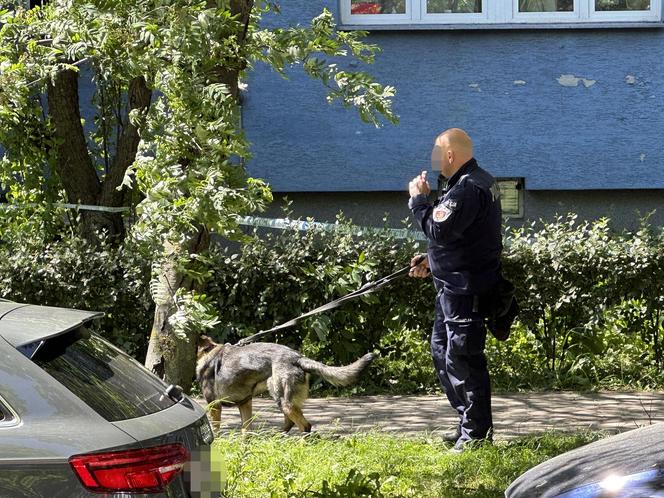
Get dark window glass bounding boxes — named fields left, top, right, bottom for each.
left=596, top=0, right=650, bottom=10
left=519, top=0, right=573, bottom=11
left=32, top=328, right=175, bottom=422
left=428, top=0, right=482, bottom=13
left=351, top=0, right=406, bottom=14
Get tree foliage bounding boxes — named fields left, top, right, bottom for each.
left=0, top=0, right=397, bottom=388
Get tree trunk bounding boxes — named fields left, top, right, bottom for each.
left=47, top=69, right=109, bottom=241
left=47, top=70, right=151, bottom=244
left=100, top=76, right=152, bottom=209
left=144, top=0, right=252, bottom=389
left=144, top=231, right=210, bottom=392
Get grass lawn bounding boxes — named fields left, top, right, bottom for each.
left=215, top=430, right=605, bottom=498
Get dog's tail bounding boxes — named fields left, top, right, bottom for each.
left=297, top=353, right=375, bottom=387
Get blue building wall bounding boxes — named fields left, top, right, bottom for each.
left=243, top=0, right=664, bottom=192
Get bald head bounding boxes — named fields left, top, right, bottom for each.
left=438, top=128, right=473, bottom=155
left=431, top=128, right=474, bottom=179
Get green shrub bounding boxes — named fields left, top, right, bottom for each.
left=207, top=216, right=435, bottom=372
left=371, top=328, right=438, bottom=394
left=1, top=210, right=661, bottom=393
left=504, top=215, right=664, bottom=387
left=207, top=213, right=664, bottom=392
left=0, top=234, right=153, bottom=358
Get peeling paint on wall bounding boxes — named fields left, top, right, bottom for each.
left=557, top=74, right=596, bottom=88
left=245, top=8, right=664, bottom=193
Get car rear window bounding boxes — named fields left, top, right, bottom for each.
left=31, top=327, right=175, bottom=422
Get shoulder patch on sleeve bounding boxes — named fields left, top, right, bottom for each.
left=432, top=204, right=452, bottom=223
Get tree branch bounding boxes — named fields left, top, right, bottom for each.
left=100, top=75, right=152, bottom=207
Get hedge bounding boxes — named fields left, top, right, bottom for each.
left=1, top=214, right=662, bottom=392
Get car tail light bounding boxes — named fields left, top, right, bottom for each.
left=69, top=443, right=190, bottom=493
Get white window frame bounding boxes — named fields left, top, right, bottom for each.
left=340, top=0, right=663, bottom=25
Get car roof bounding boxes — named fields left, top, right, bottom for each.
left=0, top=302, right=103, bottom=347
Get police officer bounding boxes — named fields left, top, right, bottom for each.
left=408, top=128, right=502, bottom=452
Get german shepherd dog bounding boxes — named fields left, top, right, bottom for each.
left=196, top=335, right=374, bottom=433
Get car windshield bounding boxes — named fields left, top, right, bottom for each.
left=31, top=327, right=175, bottom=422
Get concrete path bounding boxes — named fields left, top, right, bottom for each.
left=205, top=391, right=664, bottom=439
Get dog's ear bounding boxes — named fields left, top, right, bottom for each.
left=197, top=334, right=217, bottom=355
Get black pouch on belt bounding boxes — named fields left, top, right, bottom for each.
left=478, top=276, right=519, bottom=341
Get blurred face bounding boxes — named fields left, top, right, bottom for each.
left=431, top=138, right=454, bottom=178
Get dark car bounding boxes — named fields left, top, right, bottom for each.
left=0, top=301, right=215, bottom=497
left=505, top=422, right=664, bottom=498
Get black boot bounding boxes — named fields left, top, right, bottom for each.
left=442, top=426, right=461, bottom=443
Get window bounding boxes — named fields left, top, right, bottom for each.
left=497, top=178, right=524, bottom=218
left=32, top=327, right=176, bottom=422
left=341, top=0, right=662, bottom=25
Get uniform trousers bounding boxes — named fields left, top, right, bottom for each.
left=430, top=288, right=493, bottom=444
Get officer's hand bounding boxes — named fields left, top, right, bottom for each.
left=409, top=253, right=430, bottom=278
left=409, top=170, right=431, bottom=198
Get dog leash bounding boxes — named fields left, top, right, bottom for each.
left=236, top=254, right=427, bottom=346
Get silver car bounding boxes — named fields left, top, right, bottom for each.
left=0, top=302, right=216, bottom=497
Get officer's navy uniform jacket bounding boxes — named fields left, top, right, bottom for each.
left=409, top=158, right=502, bottom=448
left=409, top=157, right=502, bottom=295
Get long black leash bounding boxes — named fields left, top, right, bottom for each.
left=236, top=254, right=427, bottom=346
